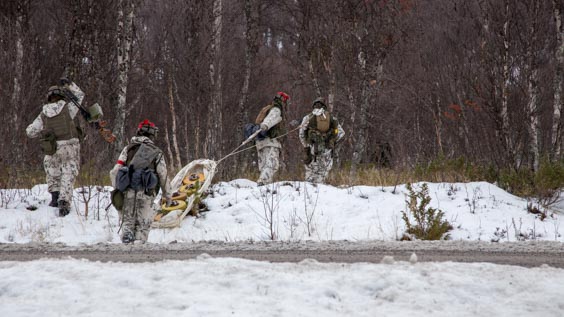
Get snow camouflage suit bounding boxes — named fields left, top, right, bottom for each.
left=255, top=101, right=285, bottom=185
left=26, top=82, right=85, bottom=207
left=110, top=136, right=172, bottom=243
left=299, top=106, right=345, bottom=184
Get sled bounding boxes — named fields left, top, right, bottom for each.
left=151, top=159, right=217, bottom=228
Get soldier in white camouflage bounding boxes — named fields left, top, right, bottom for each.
left=299, top=97, right=345, bottom=184
left=253, top=92, right=290, bottom=185
left=110, top=119, right=174, bottom=244
left=26, top=79, right=85, bottom=217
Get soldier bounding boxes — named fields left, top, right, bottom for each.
left=110, top=119, right=175, bottom=244
left=299, top=97, right=345, bottom=184
left=26, top=78, right=85, bottom=217
left=253, top=91, right=290, bottom=185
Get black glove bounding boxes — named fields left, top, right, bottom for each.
left=256, top=124, right=267, bottom=141
left=59, top=77, right=71, bottom=86
left=303, top=146, right=313, bottom=164
left=244, top=123, right=265, bottom=141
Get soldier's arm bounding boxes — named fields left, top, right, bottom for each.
left=260, top=107, right=282, bottom=131
left=298, top=114, right=310, bottom=147
left=109, top=147, right=129, bottom=188
left=155, top=154, right=172, bottom=202
left=26, top=114, right=44, bottom=138
left=65, top=82, right=85, bottom=119
left=334, top=117, right=345, bottom=143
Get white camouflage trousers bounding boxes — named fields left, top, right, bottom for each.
left=257, top=146, right=280, bottom=184
left=44, top=142, right=80, bottom=203
left=120, top=190, right=156, bottom=243
left=305, top=150, right=333, bottom=184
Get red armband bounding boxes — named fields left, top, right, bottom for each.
left=117, top=160, right=125, bottom=165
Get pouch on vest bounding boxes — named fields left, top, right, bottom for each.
left=110, top=189, right=124, bottom=211
left=115, top=166, right=130, bottom=192
left=39, top=130, right=57, bottom=155
left=316, top=114, right=331, bottom=133
left=130, top=166, right=158, bottom=195
left=140, top=168, right=158, bottom=195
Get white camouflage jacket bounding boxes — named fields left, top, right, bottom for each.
left=256, top=106, right=282, bottom=150
left=26, top=82, right=84, bottom=146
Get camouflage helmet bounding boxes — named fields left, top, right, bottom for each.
left=137, top=119, right=159, bottom=138
left=312, top=97, right=327, bottom=109
left=46, top=85, right=65, bottom=101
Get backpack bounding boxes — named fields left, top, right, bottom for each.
left=306, top=111, right=338, bottom=155
left=254, top=103, right=286, bottom=139
left=114, top=142, right=162, bottom=195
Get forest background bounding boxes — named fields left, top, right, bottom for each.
left=1, top=0, right=563, bottom=199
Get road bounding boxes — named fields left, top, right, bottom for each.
left=1, top=240, right=563, bottom=268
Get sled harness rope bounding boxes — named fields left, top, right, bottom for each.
left=216, top=124, right=303, bottom=165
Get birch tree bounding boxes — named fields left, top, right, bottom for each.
left=235, top=0, right=260, bottom=170
left=205, top=0, right=223, bottom=159
left=525, top=1, right=541, bottom=172
left=552, top=0, right=563, bottom=158
left=114, top=0, right=135, bottom=154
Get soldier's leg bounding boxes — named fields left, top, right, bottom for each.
left=58, top=143, right=80, bottom=203
left=305, top=157, right=324, bottom=183
left=257, top=148, right=267, bottom=184
left=43, top=154, right=62, bottom=195
left=134, top=194, right=156, bottom=243
left=304, top=162, right=315, bottom=182
left=317, top=152, right=334, bottom=183
left=305, top=152, right=333, bottom=184
left=120, top=191, right=137, bottom=243
left=257, top=147, right=280, bottom=184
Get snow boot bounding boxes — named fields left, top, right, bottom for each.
left=121, top=231, right=134, bottom=244
left=58, top=200, right=70, bottom=217
left=49, top=191, right=60, bottom=207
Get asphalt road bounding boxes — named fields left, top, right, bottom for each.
left=1, top=241, right=563, bottom=268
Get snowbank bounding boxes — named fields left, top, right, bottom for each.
left=0, top=181, right=561, bottom=245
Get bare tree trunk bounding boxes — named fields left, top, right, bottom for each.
left=500, top=0, right=513, bottom=161
left=350, top=50, right=370, bottom=178
left=552, top=0, right=563, bottom=158
left=206, top=0, right=223, bottom=159
left=114, top=0, right=135, bottom=155
left=526, top=1, right=541, bottom=172
left=433, top=84, right=444, bottom=155
left=326, top=47, right=337, bottom=113
left=163, top=116, right=174, bottom=170
left=236, top=0, right=258, bottom=172
left=455, top=94, right=471, bottom=156
left=167, top=72, right=182, bottom=171
left=173, top=78, right=190, bottom=164
left=11, top=3, right=24, bottom=136
left=308, top=56, right=322, bottom=97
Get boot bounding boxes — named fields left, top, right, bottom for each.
left=58, top=200, right=70, bottom=217
left=121, top=231, right=134, bottom=244
left=49, top=191, right=60, bottom=207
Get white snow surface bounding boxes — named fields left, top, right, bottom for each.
left=1, top=257, right=564, bottom=317
left=1, top=180, right=563, bottom=316
left=0, top=180, right=562, bottom=244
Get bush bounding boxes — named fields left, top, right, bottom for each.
left=534, top=158, right=564, bottom=200
left=401, top=183, right=452, bottom=240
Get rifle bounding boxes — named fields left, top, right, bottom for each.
left=61, top=88, right=116, bottom=143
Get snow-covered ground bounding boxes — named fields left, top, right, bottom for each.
left=0, top=180, right=562, bottom=245
left=1, top=180, right=563, bottom=316
left=0, top=256, right=563, bottom=317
